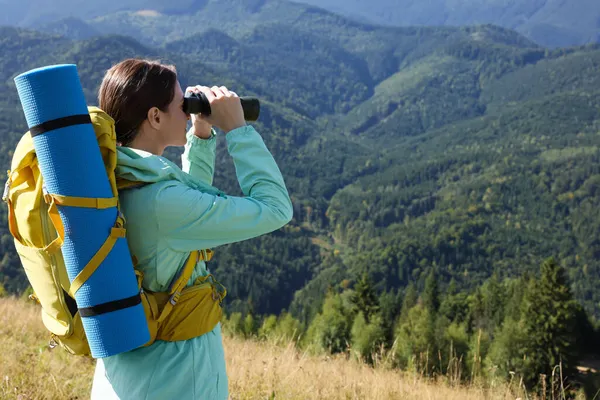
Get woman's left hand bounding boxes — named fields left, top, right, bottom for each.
left=186, top=86, right=213, bottom=139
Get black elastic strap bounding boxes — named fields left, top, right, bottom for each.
left=78, top=294, right=142, bottom=318
left=30, top=114, right=92, bottom=137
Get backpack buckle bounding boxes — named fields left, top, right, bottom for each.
left=169, top=291, right=181, bottom=306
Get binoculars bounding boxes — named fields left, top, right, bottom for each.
left=183, top=92, right=260, bottom=121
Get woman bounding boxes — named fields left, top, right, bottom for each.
left=90, top=58, right=293, bottom=399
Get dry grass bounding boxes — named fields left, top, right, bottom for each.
left=0, top=296, right=540, bottom=400
left=226, top=338, right=532, bottom=400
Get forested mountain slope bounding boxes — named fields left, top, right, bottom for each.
left=0, top=16, right=599, bottom=323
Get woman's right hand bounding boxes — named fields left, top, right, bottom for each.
left=195, top=85, right=246, bottom=134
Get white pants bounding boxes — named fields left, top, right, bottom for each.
left=91, top=359, right=121, bottom=400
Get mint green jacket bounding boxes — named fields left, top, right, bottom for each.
left=90, top=125, right=293, bottom=400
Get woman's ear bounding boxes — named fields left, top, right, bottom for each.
left=147, top=107, right=161, bottom=130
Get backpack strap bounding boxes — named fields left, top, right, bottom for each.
left=68, top=213, right=127, bottom=298
left=156, top=249, right=214, bottom=323
left=45, top=193, right=118, bottom=209
left=45, top=179, right=144, bottom=295
left=39, top=189, right=125, bottom=298
left=43, top=191, right=120, bottom=256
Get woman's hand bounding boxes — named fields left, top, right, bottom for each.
left=186, top=86, right=214, bottom=139
left=196, top=85, right=246, bottom=134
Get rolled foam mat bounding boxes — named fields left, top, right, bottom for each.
left=14, top=64, right=150, bottom=358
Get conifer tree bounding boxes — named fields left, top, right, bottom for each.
left=351, top=312, right=386, bottom=365
left=394, top=304, right=436, bottom=373
left=379, top=289, right=403, bottom=347
left=439, top=278, right=470, bottom=324
left=399, top=283, right=418, bottom=324
left=423, top=270, right=440, bottom=314
left=520, top=258, right=581, bottom=390
left=243, top=313, right=257, bottom=338
left=306, top=292, right=352, bottom=354
left=482, top=272, right=505, bottom=331
left=351, top=271, right=380, bottom=323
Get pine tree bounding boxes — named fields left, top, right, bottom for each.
left=423, top=270, right=440, bottom=314
left=484, top=315, right=528, bottom=379
left=274, top=312, right=303, bottom=344
left=399, top=283, right=418, bottom=324
left=243, top=313, right=257, bottom=338
left=379, top=289, right=403, bottom=348
left=520, top=258, right=581, bottom=390
left=394, top=304, right=436, bottom=374
left=258, top=315, right=278, bottom=340
left=351, top=271, right=380, bottom=323
left=467, top=288, right=485, bottom=335
left=503, top=275, right=530, bottom=323
left=439, top=278, right=470, bottom=324
left=224, top=312, right=244, bottom=337
left=351, top=312, right=386, bottom=365
left=482, top=272, right=505, bottom=331
left=306, top=292, right=352, bottom=354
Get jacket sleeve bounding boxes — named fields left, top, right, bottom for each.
left=181, top=128, right=217, bottom=185
left=155, top=125, right=293, bottom=251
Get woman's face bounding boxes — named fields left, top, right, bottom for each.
left=159, top=81, right=190, bottom=148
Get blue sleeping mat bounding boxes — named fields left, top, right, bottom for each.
left=14, top=64, right=150, bottom=358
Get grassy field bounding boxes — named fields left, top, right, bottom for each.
left=0, top=296, right=574, bottom=400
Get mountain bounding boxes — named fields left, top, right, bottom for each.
left=38, top=17, right=100, bottom=40
left=0, top=0, right=210, bottom=26
left=291, top=0, right=600, bottom=48
left=0, top=26, right=332, bottom=316
left=167, top=26, right=373, bottom=118
left=1, top=0, right=597, bottom=48
left=1, top=5, right=600, bottom=324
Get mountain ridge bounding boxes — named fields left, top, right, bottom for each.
left=1, top=16, right=600, bottom=321
left=1, top=0, right=597, bottom=47
left=291, top=0, right=600, bottom=47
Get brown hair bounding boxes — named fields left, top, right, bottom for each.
left=98, top=59, right=178, bottom=146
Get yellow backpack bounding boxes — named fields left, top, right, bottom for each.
left=2, top=106, right=226, bottom=357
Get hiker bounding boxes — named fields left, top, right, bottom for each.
left=90, top=59, right=293, bottom=399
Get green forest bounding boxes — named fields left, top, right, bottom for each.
left=1, top=1, right=600, bottom=395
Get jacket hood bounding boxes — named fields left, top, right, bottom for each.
left=115, top=146, right=223, bottom=196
